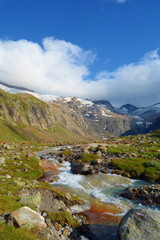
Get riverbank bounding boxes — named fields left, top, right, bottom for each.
left=37, top=135, right=160, bottom=239
left=0, top=131, right=160, bottom=239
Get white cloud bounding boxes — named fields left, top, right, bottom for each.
left=116, top=0, right=129, bottom=4
left=0, top=38, right=95, bottom=97
left=0, top=38, right=160, bottom=107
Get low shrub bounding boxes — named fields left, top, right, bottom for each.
left=143, top=167, right=160, bottom=182
left=79, top=153, right=100, bottom=163
left=48, top=211, right=79, bottom=227
left=111, top=157, right=146, bottom=178
left=61, top=150, right=72, bottom=156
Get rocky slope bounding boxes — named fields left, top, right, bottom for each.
left=0, top=89, right=95, bottom=143
left=113, top=102, right=160, bottom=133
left=1, top=81, right=160, bottom=140
left=53, top=96, right=137, bottom=138
left=0, top=83, right=138, bottom=140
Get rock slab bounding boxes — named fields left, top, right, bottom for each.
left=11, top=206, right=46, bottom=228
left=117, top=208, right=160, bottom=240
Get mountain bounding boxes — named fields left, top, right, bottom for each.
left=113, top=102, right=160, bottom=133
left=0, top=81, right=160, bottom=142
left=92, top=100, right=114, bottom=111
left=52, top=96, right=137, bottom=138
left=119, top=103, right=138, bottom=113
left=93, top=97, right=160, bottom=133
left=0, top=82, right=137, bottom=141
left=0, top=88, right=97, bottom=143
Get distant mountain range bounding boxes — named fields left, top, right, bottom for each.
left=0, top=81, right=160, bottom=142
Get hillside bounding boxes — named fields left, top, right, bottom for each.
left=0, top=85, right=138, bottom=142
left=0, top=89, right=95, bottom=143
left=1, top=81, right=160, bottom=142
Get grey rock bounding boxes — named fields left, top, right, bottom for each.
left=11, top=206, right=46, bottom=228
left=92, top=158, right=102, bottom=165
left=19, top=192, right=41, bottom=209
left=70, top=202, right=90, bottom=213
left=71, top=161, right=92, bottom=175
left=117, top=208, right=160, bottom=240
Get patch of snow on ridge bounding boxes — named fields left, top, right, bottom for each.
left=135, top=104, right=160, bottom=114
left=84, top=114, right=90, bottom=117
left=146, top=122, right=152, bottom=126
left=133, top=115, right=144, bottom=125
left=77, top=98, right=94, bottom=106
left=62, top=97, right=72, bottom=102
left=136, top=121, right=144, bottom=125
left=0, top=83, right=60, bottom=101
left=0, top=84, right=95, bottom=105
left=59, top=97, right=94, bottom=106
left=0, top=84, right=10, bottom=92
left=121, top=107, right=128, bottom=112
left=133, top=115, right=143, bottom=120
left=29, top=92, right=59, bottom=102
left=101, top=109, right=113, bottom=118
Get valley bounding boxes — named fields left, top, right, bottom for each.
left=0, top=129, right=160, bottom=239
left=0, top=82, right=160, bottom=240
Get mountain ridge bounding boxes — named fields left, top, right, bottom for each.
left=0, top=81, right=160, bottom=141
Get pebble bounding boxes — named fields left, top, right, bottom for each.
left=54, top=223, right=62, bottom=231
left=63, top=228, right=70, bottom=235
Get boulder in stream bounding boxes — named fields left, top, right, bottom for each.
left=117, top=208, right=160, bottom=240
left=120, top=185, right=160, bottom=205
left=71, top=160, right=93, bottom=175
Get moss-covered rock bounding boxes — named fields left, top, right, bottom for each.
left=19, top=192, right=41, bottom=209
left=117, top=208, right=160, bottom=240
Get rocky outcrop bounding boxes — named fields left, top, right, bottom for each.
left=117, top=208, right=160, bottom=240
left=120, top=185, right=160, bottom=205
left=19, top=192, right=41, bottom=209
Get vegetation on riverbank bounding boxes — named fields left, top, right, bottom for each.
left=0, top=223, right=37, bottom=240
left=109, top=131, right=160, bottom=182
left=0, top=130, right=160, bottom=238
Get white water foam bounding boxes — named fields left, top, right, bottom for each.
left=137, top=203, right=160, bottom=213
left=49, top=156, right=160, bottom=213
left=52, top=161, right=85, bottom=190
left=50, top=159, right=133, bottom=210
left=87, top=187, right=132, bottom=211
left=102, top=211, right=128, bottom=217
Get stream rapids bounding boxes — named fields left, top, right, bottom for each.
left=38, top=145, right=160, bottom=231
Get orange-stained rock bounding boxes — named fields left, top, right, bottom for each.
left=39, top=159, right=61, bottom=183
left=40, top=159, right=61, bottom=173
left=63, top=228, right=70, bottom=235
left=82, top=200, right=123, bottom=225
left=54, top=223, right=62, bottom=231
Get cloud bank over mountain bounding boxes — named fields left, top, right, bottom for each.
left=0, top=38, right=160, bottom=107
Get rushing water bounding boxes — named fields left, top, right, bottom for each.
left=48, top=156, right=159, bottom=215
left=38, top=145, right=159, bottom=231
left=37, top=146, right=160, bottom=239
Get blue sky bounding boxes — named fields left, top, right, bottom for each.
left=0, top=0, right=160, bottom=106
